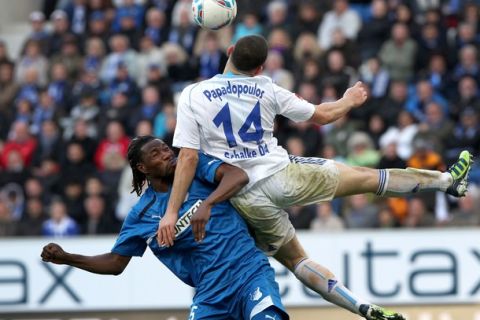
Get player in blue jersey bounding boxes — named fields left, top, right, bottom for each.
left=41, top=135, right=289, bottom=320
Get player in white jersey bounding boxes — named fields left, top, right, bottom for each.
left=158, top=35, right=472, bottom=320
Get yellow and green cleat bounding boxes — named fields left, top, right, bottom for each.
left=360, top=304, right=406, bottom=320
left=446, top=150, right=473, bottom=197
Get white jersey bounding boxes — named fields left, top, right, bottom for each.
left=173, top=74, right=315, bottom=191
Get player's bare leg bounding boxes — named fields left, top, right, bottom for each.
left=274, top=236, right=368, bottom=315
left=334, top=163, right=452, bottom=197
left=281, top=150, right=473, bottom=319
left=334, top=150, right=473, bottom=198
left=269, top=151, right=476, bottom=320
left=274, top=236, right=405, bottom=320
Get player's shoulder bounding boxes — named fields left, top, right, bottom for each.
left=180, top=82, right=203, bottom=96
left=177, top=82, right=205, bottom=107
left=195, top=152, right=224, bottom=182
left=254, top=75, right=274, bottom=83
left=129, top=188, right=158, bottom=219
left=198, top=152, right=223, bottom=170
left=253, top=75, right=282, bottom=95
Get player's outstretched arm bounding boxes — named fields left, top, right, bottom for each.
left=41, top=243, right=131, bottom=276
left=310, top=81, right=368, bottom=125
left=158, top=147, right=199, bottom=247
left=191, top=163, right=249, bottom=242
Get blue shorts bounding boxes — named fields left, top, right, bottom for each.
left=189, top=265, right=288, bottom=320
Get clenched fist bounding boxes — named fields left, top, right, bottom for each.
left=41, top=243, right=68, bottom=264
left=343, top=81, right=368, bottom=108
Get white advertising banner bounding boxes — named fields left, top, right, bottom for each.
left=0, top=229, right=479, bottom=313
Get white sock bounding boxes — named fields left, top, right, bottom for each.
left=376, top=168, right=452, bottom=197
left=293, top=258, right=368, bottom=315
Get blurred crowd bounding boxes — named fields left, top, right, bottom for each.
left=0, top=0, right=480, bottom=238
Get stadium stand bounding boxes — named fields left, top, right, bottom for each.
left=0, top=0, right=480, bottom=238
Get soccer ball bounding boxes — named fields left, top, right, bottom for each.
left=192, top=0, right=237, bottom=30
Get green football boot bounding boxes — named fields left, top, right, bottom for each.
left=360, top=304, right=406, bottom=320
left=446, top=150, right=473, bottom=197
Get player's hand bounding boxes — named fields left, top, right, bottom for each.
left=191, top=202, right=212, bottom=242
left=343, top=81, right=368, bottom=108
left=41, top=243, right=68, bottom=264
left=157, top=212, right=177, bottom=247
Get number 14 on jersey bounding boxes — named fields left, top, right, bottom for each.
left=213, top=101, right=265, bottom=148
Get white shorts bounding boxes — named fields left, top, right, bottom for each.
left=231, top=156, right=340, bottom=256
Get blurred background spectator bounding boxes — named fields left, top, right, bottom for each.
left=42, top=197, right=80, bottom=237
left=16, top=197, right=46, bottom=236
left=310, top=202, right=345, bottom=231
left=1, top=0, right=480, bottom=239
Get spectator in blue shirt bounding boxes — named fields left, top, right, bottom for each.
left=48, top=62, right=72, bottom=111
left=452, top=45, right=480, bottom=84
left=63, top=0, right=87, bottom=36
left=168, top=7, right=197, bottom=55
left=197, top=32, right=228, bottom=80
left=16, top=68, right=41, bottom=106
left=103, top=61, right=138, bottom=107
left=405, top=79, right=448, bottom=121
left=32, top=90, right=57, bottom=135
left=232, top=12, right=263, bottom=43
left=42, top=198, right=80, bottom=237
left=100, top=34, right=138, bottom=83
left=130, top=85, right=161, bottom=129
left=87, top=11, right=111, bottom=47
left=112, top=0, right=145, bottom=33
left=145, top=7, right=169, bottom=46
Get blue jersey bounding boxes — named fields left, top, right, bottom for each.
left=111, top=153, right=273, bottom=304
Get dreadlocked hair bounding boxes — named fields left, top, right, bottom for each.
left=127, top=135, right=156, bottom=196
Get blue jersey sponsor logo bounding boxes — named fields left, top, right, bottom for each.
left=146, top=200, right=202, bottom=247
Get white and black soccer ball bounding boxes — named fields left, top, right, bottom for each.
left=192, top=0, right=237, bottom=30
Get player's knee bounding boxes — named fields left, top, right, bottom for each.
left=274, top=241, right=307, bottom=271
left=274, top=252, right=303, bottom=271
left=351, top=166, right=379, bottom=183
left=352, top=165, right=374, bottom=174
left=286, top=254, right=307, bottom=272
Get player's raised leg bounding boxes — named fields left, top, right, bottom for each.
left=274, top=236, right=404, bottom=320
left=274, top=236, right=366, bottom=315
left=232, top=188, right=361, bottom=314
left=232, top=190, right=405, bottom=320
left=334, top=150, right=473, bottom=198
